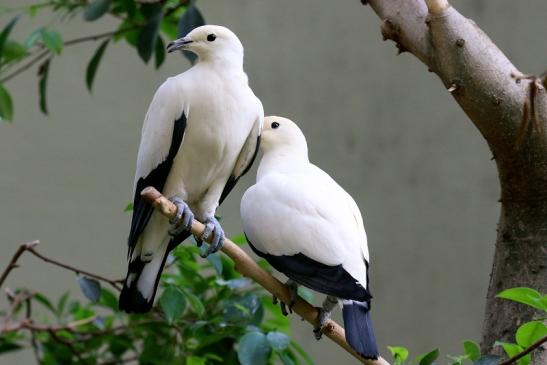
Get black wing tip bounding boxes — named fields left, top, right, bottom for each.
left=118, top=283, right=154, bottom=313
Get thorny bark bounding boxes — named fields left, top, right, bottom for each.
left=366, top=0, right=547, bottom=363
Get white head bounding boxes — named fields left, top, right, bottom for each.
left=166, top=25, right=244, bottom=65
left=261, top=116, right=309, bottom=157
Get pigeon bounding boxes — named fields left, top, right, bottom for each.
left=119, top=25, right=263, bottom=313
left=241, top=116, right=378, bottom=359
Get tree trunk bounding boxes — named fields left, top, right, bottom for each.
left=366, top=0, right=547, bottom=363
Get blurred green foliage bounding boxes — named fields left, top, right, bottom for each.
left=386, top=287, right=547, bottom=365
left=0, top=0, right=205, bottom=121
left=0, top=241, right=314, bottom=364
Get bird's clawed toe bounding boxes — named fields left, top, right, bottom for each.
left=274, top=280, right=298, bottom=316
left=197, top=217, right=225, bottom=257
left=313, top=308, right=331, bottom=340
left=168, top=197, right=194, bottom=236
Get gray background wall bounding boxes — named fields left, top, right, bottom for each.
left=1, top=0, right=545, bottom=364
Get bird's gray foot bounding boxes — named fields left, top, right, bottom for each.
left=168, top=197, right=194, bottom=236
left=196, top=216, right=225, bottom=258
left=313, top=295, right=338, bottom=340
left=313, top=308, right=332, bottom=340
left=274, top=279, right=298, bottom=316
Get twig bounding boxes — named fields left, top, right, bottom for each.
left=0, top=241, right=39, bottom=287
left=25, top=247, right=122, bottom=291
left=63, top=26, right=139, bottom=47
left=0, top=315, right=97, bottom=335
left=47, top=328, right=90, bottom=364
left=0, top=26, right=139, bottom=84
left=141, top=186, right=390, bottom=365
left=0, top=240, right=121, bottom=291
left=498, top=335, right=547, bottom=365
left=24, top=295, right=41, bottom=363
left=0, top=50, right=50, bottom=83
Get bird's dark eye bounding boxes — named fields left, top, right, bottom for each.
left=207, top=34, right=216, bottom=42
left=271, top=122, right=280, bottom=129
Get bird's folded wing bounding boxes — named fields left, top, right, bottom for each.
left=219, top=113, right=263, bottom=205
left=128, top=80, right=187, bottom=252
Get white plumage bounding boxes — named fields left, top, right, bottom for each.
left=120, top=25, right=263, bottom=313
left=240, top=116, right=378, bottom=359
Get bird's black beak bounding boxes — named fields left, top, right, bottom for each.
left=166, top=37, right=193, bottom=53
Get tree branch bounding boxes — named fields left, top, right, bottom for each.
left=140, top=186, right=390, bottom=365
left=0, top=241, right=39, bottom=287
left=498, top=335, right=547, bottom=365
left=0, top=240, right=122, bottom=291
left=0, top=26, right=139, bottom=84
left=367, top=0, right=533, bottom=154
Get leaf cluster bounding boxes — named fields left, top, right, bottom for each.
left=0, top=0, right=206, bottom=121
left=0, top=241, right=314, bottom=365
left=386, top=287, right=546, bottom=365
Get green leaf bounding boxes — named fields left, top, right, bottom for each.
left=99, top=288, right=118, bottom=311
left=230, top=233, right=247, bottom=245
left=1, top=40, right=27, bottom=63
left=277, top=351, right=296, bottom=365
left=0, top=337, right=22, bottom=354
left=40, top=29, right=63, bottom=54
left=186, top=356, right=207, bottom=365
left=388, top=346, right=409, bottom=365
left=160, top=286, right=186, bottom=323
left=123, top=202, right=133, bottom=212
left=290, top=341, right=315, bottom=365
left=0, top=83, right=13, bottom=121
left=86, top=39, right=109, bottom=91
left=176, top=5, right=205, bottom=64
left=33, top=292, right=56, bottom=313
left=78, top=276, right=101, bottom=303
left=161, top=20, right=178, bottom=40
left=56, top=291, right=70, bottom=316
left=414, top=348, right=439, bottom=365
left=38, top=58, right=50, bottom=115
left=137, top=4, right=163, bottom=64
left=83, top=0, right=112, bottom=21
left=473, top=355, right=503, bottom=365
left=267, top=331, right=290, bottom=351
left=463, top=340, right=481, bottom=361
left=0, top=15, right=20, bottom=70
left=448, top=354, right=469, bottom=365
left=155, top=35, right=165, bottom=69
left=207, top=253, right=223, bottom=275
left=237, top=331, right=271, bottom=365
left=180, top=287, right=204, bottom=317
left=515, top=320, right=547, bottom=348
left=497, top=288, right=546, bottom=311
left=494, top=341, right=522, bottom=358
left=25, top=29, right=43, bottom=49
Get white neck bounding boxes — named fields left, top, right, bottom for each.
left=198, top=50, right=244, bottom=69
left=257, top=146, right=309, bottom=181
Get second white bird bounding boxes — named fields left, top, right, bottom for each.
left=241, top=116, right=378, bottom=359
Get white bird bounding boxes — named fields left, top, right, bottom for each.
left=119, top=25, right=263, bottom=313
left=240, top=116, right=378, bottom=359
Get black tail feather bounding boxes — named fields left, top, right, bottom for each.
left=119, top=234, right=189, bottom=313
left=118, top=252, right=166, bottom=313
left=342, top=300, right=379, bottom=360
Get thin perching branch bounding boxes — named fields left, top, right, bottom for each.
left=140, top=186, right=390, bottom=365
left=0, top=240, right=122, bottom=291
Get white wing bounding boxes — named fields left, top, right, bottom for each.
left=134, top=78, right=186, bottom=189
left=241, top=164, right=369, bottom=287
